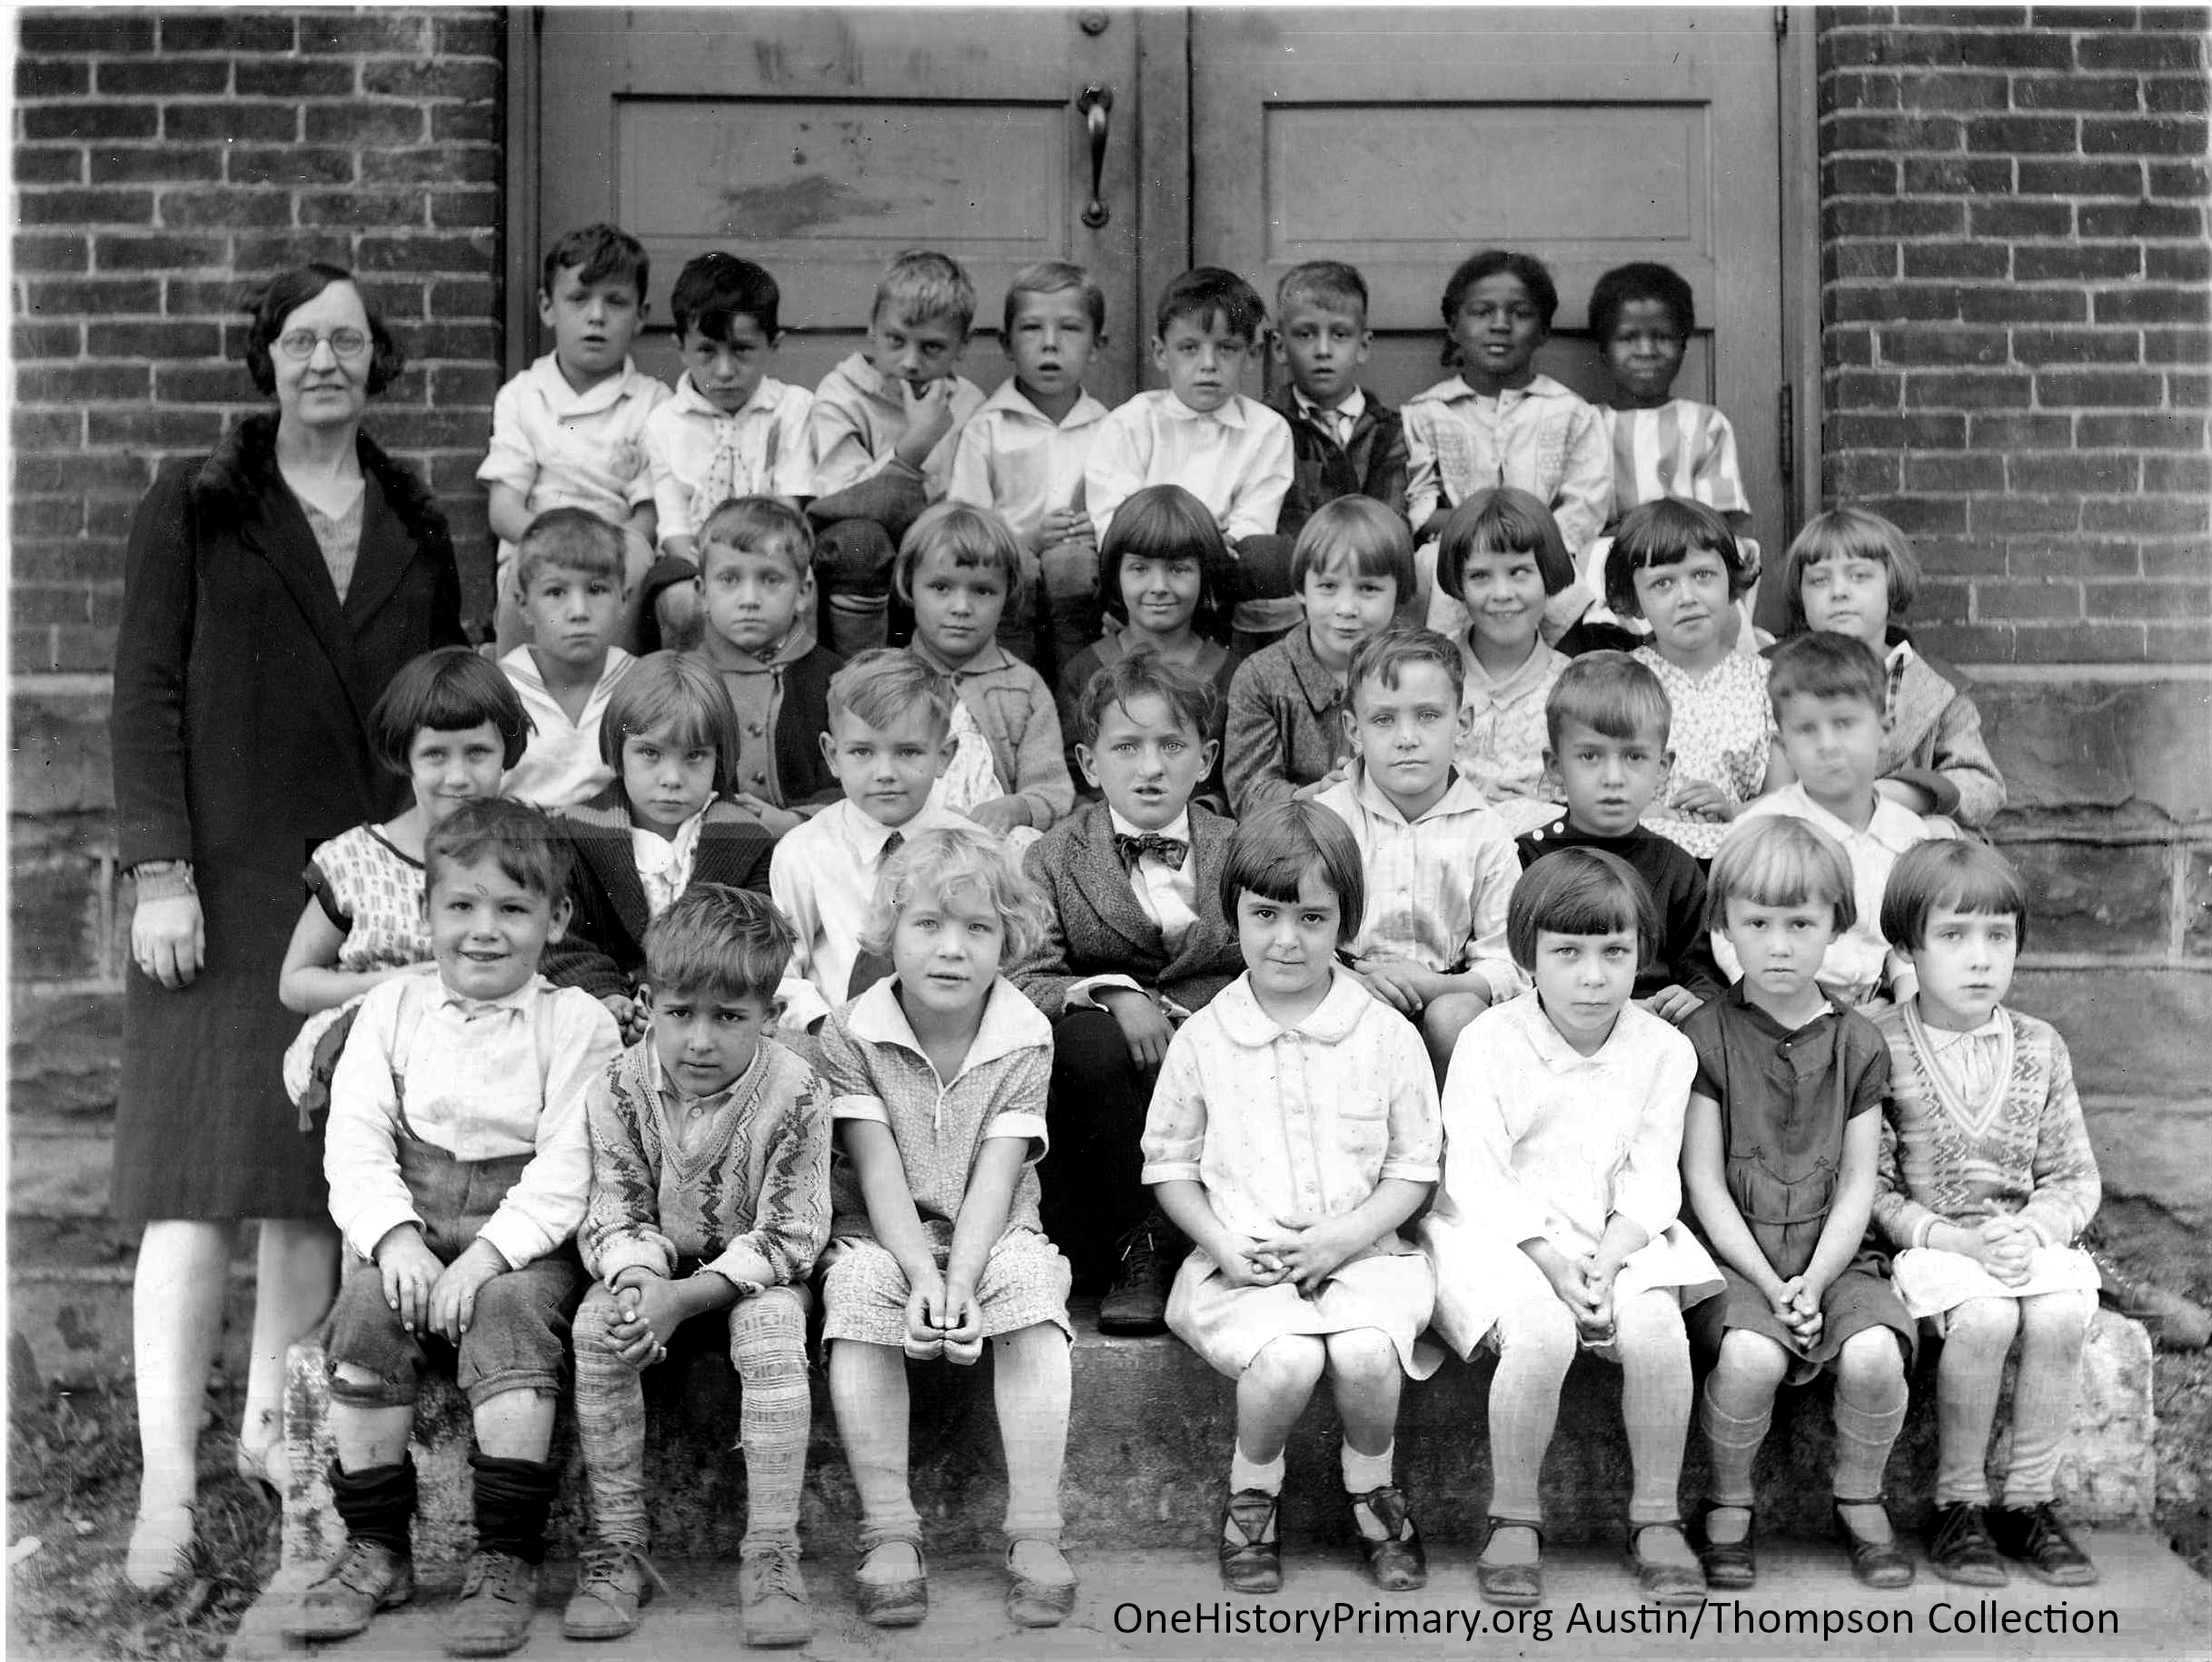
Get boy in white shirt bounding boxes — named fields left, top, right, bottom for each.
left=638, top=253, right=815, bottom=653
left=289, top=799, right=621, bottom=1657
left=481, top=223, right=670, bottom=655
left=1316, top=628, right=1525, bottom=1079
left=499, top=509, right=635, bottom=808
left=807, top=251, right=989, bottom=657
left=948, top=260, right=1112, bottom=668
left=769, top=650, right=971, bottom=1034
left=1086, top=267, right=1296, bottom=641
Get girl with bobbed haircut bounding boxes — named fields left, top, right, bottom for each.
left=369, top=646, right=532, bottom=777
left=243, top=261, right=407, bottom=398
left=857, top=825, right=1053, bottom=966
left=1779, top=506, right=1922, bottom=638
left=596, top=650, right=746, bottom=799
left=892, top=500, right=1030, bottom=613
left=1435, top=487, right=1576, bottom=601
left=1096, top=484, right=1236, bottom=643
left=1504, top=846, right=1661, bottom=974
left=1878, top=838, right=2028, bottom=957
left=1215, top=797, right=1367, bottom=944
left=1703, top=816, right=1857, bottom=938
left=1602, top=498, right=1754, bottom=621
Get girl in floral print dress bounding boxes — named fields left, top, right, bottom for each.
left=278, top=648, right=531, bottom=1113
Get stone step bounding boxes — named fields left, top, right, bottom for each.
left=6, top=1215, right=258, bottom=1387
left=272, top=1302, right=2156, bottom=1575
left=225, top=1534, right=2212, bottom=1661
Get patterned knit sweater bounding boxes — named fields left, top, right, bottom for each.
left=1870, top=1002, right=2100, bottom=1251
left=579, top=1035, right=831, bottom=1291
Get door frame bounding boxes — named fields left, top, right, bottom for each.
left=501, top=5, right=1820, bottom=535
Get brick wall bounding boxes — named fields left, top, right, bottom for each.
left=1817, top=5, right=2212, bottom=1091
left=11, top=5, right=507, bottom=678
left=1819, top=4, right=2212, bottom=668
left=9, top=6, right=507, bottom=1113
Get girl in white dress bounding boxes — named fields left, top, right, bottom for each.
left=1416, top=848, right=1721, bottom=1609
left=1142, top=802, right=1441, bottom=1596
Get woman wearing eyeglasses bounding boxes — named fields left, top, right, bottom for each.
left=110, top=262, right=464, bottom=1588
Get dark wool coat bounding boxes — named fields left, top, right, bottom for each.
left=1268, top=387, right=1412, bottom=541
left=541, top=786, right=777, bottom=1000
left=109, top=412, right=463, bottom=1221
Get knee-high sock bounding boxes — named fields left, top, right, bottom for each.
left=1935, top=1298, right=2019, bottom=1508
left=993, top=1324, right=1072, bottom=1544
left=731, top=1294, right=812, bottom=1556
left=1700, top=1377, right=1772, bottom=1510
left=571, top=1294, right=650, bottom=1548
left=1617, top=1291, right=1692, bottom=1527
left=2001, top=1291, right=2093, bottom=1509
left=1486, top=1296, right=1577, bottom=1522
left=828, top=1341, right=918, bottom=1550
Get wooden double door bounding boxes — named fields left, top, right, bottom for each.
left=533, top=6, right=1795, bottom=554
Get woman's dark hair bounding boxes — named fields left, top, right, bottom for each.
left=243, top=261, right=405, bottom=398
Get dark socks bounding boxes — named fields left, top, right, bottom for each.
left=330, top=1458, right=417, bottom=1557
left=471, top=1452, right=560, bottom=1565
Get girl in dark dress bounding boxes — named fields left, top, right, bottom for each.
left=1679, top=816, right=1916, bottom=1593
left=109, top=263, right=463, bottom=1588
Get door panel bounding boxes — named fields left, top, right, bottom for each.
left=540, top=8, right=1145, bottom=401
left=1193, top=7, right=1788, bottom=562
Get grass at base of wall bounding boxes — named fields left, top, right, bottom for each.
left=6, top=1374, right=279, bottom=1660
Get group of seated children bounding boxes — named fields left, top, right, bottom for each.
left=275, top=223, right=2079, bottom=1656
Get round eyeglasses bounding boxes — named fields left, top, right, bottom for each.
left=276, top=328, right=371, bottom=361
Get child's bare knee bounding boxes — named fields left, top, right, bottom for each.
left=1947, top=1296, right=2019, bottom=1347
left=1835, top=1328, right=1906, bottom=1394
left=1324, top=1328, right=1398, bottom=1383
left=1246, top=1335, right=1327, bottom=1392
left=1716, top=1328, right=1790, bottom=1389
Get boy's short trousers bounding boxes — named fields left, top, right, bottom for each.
left=324, top=1139, right=587, bottom=1409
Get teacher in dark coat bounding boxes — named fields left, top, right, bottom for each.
left=109, top=262, right=464, bottom=1588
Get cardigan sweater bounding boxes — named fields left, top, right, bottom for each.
left=1870, top=1002, right=2100, bottom=1252
left=543, top=786, right=778, bottom=999
left=1223, top=625, right=1351, bottom=817
left=579, top=1035, right=831, bottom=1291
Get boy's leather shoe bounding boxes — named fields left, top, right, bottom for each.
left=1098, top=1219, right=1174, bottom=1334
left=739, top=1547, right=815, bottom=1647
left=1928, top=1500, right=2009, bottom=1587
left=285, top=1539, right=415, bottom=1641
left=441, top=1548, right=541, bottom=1657
left=1989, top=1502, right=2098, bottom=1587
left=560, top=1543, right=663, bottom=1641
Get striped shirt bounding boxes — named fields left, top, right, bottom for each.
left=1603, top=399, right=1751, bottom=521
left=1315, top=761, right=1525, bottom=1003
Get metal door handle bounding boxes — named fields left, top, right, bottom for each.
left=1078, top=84, right=1114, bottom=228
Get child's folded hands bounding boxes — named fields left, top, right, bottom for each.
left=1669, top=777, right=1738, bottom=823
left=1255, top=1212, right=1365, bottom=1297
left=610, top=1270, right=687, bottom=1366
left=1971, top=1216, right=2036, bottom=1285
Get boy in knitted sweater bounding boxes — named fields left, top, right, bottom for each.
left=566, top=885, right=831, bottom=1648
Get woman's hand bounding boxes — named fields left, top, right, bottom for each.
left=133, top=892, right=205, bottom=990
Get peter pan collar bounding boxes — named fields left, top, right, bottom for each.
left=1214, top=968, right=1371, bottom=1047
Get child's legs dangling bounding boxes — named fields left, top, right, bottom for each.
left=994, top=1322, right=1073, bottom=1579
left=1831, top=1328, right=1909, bottom=1538
left=1327, top=1329, right=1405, bottom=1541
left=2000, top=1290, right=2094, bottom=1509
left=1485, top=1291, right=1577, bottom=1548
left=1935, top=1297, right=2019, bottom=1507
left=1701, top=1330, right=1788, bottom=1538
left=730, top=1287, right=812, bottom=1558
left=1615, top=1291, right=1693, bottom=1528
left=571, top=1286, right=650, bottom=1548
left=1235, top=1335, right=1327, bottom=1476
left=829, top=1340, right=920, bottom=1569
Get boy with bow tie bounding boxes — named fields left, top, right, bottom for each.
left=1008, top=650, right=1245, bottom=1333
